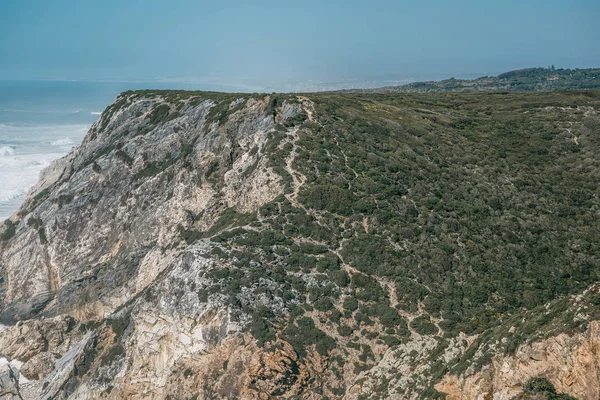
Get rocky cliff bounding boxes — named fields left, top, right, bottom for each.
left=0, top=90, right=599, bottom=399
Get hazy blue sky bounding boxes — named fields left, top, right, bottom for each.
left=1, top=0, right=598, bottom=88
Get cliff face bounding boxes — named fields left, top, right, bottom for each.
left=0, top=92, right=294, bottom=398
left=0, top=93, right=280, bottom=323
left=438, top=318, right=600, bottom=400
left=1, top=90, right=599, bottom=399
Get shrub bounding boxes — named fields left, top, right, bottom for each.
left=338, top=325, right=354, bottom=337
left=523, top=377, right=556, bottom=395
left=410, top=315, right=438, bottom=336
left=313, top=297, right=334, bottom=312
left=299, top=185, right=356, bottom=215
left=343, top=297, right=359, bottom=312
left=1, top=220, right=16, bottom=241
left=521, top=377, right=576, bottom=399
left=249, top=317, right=275, bottom=346
left=284, top=317, right=336, bottom=357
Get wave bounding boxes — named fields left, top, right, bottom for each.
left=0, top=146, right=15, bottom=156
left=0, top=124, right=89, bottom=146
left=51, top=138, right=75, bottom=146
left=0, top=123, right=89, bottom=220
left=0, top=152, right=64, bottom=220
left=91, top=111, right=102, bottom=115
left=1, top=108, right=88, bottom=115
left=0, top=186, right=30, bottom=203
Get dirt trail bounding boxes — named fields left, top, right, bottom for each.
left=284, top=126, right=307, bottom=210
left=334, top=137, right=359, bottom=179
left=297, top=96, right=317, bottom=123
left=566, top=122, right=579, bottom=145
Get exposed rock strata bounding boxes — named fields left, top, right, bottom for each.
left=437, top=321, right=600, bottom=400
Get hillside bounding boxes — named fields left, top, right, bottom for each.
left=0, top=89, right=599, bottom=399
left=351, top=67, right=600, bottom=93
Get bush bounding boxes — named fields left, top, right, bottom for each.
left=284, top=317, right=336, bottom=357
left=249, top=306, right=276, bottom=346
left=99, top=343, right=125, bottom=367
left=521, top=377, right=576, bottom=399
left=343, top=297, right=359, bottom=312
left=410, top=315, right=438, bottom=336
left=378, top=306, right=403, bottom=328
left=148, top=103, right=179, bottom=126
left=337, top=325, right=354, bottom=337
left=313, top=297, right=334, bottom=312
left=299, top=185, right=356, bottom=215
left=38, top=227, right=47, bottom=244
left=523, top=377, right=556, bottom=395
left=1, top=220, right=16, bottom=241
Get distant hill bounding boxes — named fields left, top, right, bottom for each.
left=350, top=67, right=600, bottom=93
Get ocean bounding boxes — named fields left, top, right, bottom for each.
left=0, top=81, right=108, bottom=220
left=0, top=80, right=244, bottom=220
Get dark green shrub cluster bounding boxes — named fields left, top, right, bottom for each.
left=283, top=111, right=308, bottom=127
left=55, top=194, right=75, bottom=208
left=27, top=217, right=43, bottom=229
left=267, top=94, right=283, bottom=118
left=132, top=158, right=176, bottom=181
left=523, top=377, right=576, bottom=399
left=99, top=343, right=125, bottom=367
left=299, top=185, right=356, bottom=216
left=249, top=306, right=277, bottom=346
left=0, top=220, right=16, bottom=241
left=283, top=317, right=336, bottom=357
left=37, top=227, right=47, bottom=244
left=18, top=187, right=50, bottom=217
left=410, top=315, right=438, bottom=336
left=99, top=94, right=131, bottom=132
left=148, top=103, right=180, bottom=126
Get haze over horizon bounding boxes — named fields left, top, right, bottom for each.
left=1, top=0, right=599, bottom=91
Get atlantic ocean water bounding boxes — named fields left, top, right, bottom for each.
left=0, top=81, right=105, bottom=220
left=0, top=80, right=243, bottom=220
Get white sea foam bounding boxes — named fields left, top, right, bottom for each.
left=0, top=146, right=15, bottom=156
left=0, top=152, right=60, bottom=201
left=91, top=111, right=102, bottom=115
left=51, top=137, right=75, bottom=146
left=0, top=124, right=89, bottom=220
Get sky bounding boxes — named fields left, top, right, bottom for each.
left=1, top=0, right=599, bottom=90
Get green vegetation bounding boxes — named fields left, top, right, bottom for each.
left=410, top=315, right=438, bottom=336
left=522, top=377, right=577, bottom=399
left=55, top=194, right=75, bottom=208
left=98, top=94, right=131, bottom=132
left=147, top=103, right=179, bottom=125
left=283, top=317, right=336, bottom=357
left=115, top=149, right=134, bottom=166
left=299, top=90, right=600, bottom=336
left=18, top=187, right=50, bottom=217
left=37, top=226, right=47, bottom=244
left=0, top=220, right=16, bottom=241
left=360, top=67, right=600, bottom=93
left=132, top=159, right=176, bottom=182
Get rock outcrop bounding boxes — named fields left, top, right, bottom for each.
left=0, top=91, right=295, bottom=398
left=437, top=321, right=600, bottom=400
